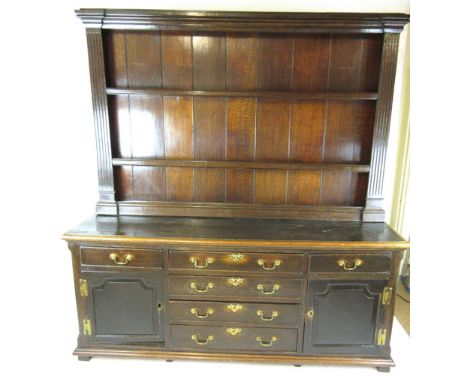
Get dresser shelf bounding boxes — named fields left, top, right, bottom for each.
left=112, top=158, right=371, bottom=173
left=107, top=87, right=379, bottom=100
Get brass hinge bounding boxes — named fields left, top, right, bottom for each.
left=79, top=279, right=88, bottom=297
left=382, top=287, right=393, bottom=305
left=377, top=329, right=387, bottom=346
left=83, top=319, right=92, bottom=336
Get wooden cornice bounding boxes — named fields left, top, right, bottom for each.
left=75, top=9, right=409, bottom=33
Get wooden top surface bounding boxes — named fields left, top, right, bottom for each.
left=63, top=216, right=409, bottom=249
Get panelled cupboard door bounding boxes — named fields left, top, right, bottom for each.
left=82, top=271, right=164, bottom=343
left=303, top=280, right=386, bottom=356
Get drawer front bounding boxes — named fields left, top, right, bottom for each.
left=81, top=247, right=162, bottom=269
left=169, top=276, right=302, bottom=302
left=168, top=301, right=300, bottom=326
left=170, top=325, right=297, bottom=352
left=309, top=254, right=391, bottom=274
left=169, top=250, right=303, bottom=274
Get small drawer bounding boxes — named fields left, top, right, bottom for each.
left=169, top=250, right=303, bottom=274
left=168, top=301, right=300, bottom=326
left=170, top=324, right=297, bottom=352
left=169, top=275, right=302, bottom=302
left=80, top=247, right=162, bottom=269
left=309, top=254, right=391, bottom=274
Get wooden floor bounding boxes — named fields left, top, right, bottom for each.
left=394, top=281, right=410, bottom=334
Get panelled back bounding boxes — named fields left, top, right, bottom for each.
left=104, top=31, right=382, bottom=209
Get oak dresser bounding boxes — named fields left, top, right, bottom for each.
left=63, top=9, right=410, bottom=372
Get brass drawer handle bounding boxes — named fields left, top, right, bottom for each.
left=257, top=259, right=281, bottom=270
left=190, top=307, right=214, bottom=319
left=190, top=282, right=214, bottom=293
left=227, top=253, right=245, bottom=262
left=190, top=256, right=214, bottom=269
left=191, top=334, right=213, bottom=345
left=257, top=310, right=278, bottom=321
left=108, top=253, right=134, bottom=265
left=337, top=258, right=364, bottom=271
left=256, top=336, right=277, bottom=347
left=257, top=284, right=280, bottom=295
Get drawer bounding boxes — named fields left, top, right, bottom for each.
left=81, top=247, right=162, bottom=269
left=309, top=254, right=391, bottom=274
left=170, top=324, right=297, bottom=352
left=169, top=250, right=303, bottom=274
left=168, top=301, right=300, bottom=326
left=169, top=275, right=302, bottom=302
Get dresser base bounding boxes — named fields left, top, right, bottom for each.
left=73, top=347, right=395, bottom=371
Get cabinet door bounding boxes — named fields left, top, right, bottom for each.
left=83, top=271, right=164, bottom=343
left=303, top=280, right=386, bottom=355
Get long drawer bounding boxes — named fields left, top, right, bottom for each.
left=309, top=254, right=391, bottom=274
left=168, top=301, right=300, bottom=326
left=170, top=324, right=297, bottom=352
left=169, top=275, right=303, bottom=302
left=80, top=247, right=162, bottom=269
left=169, top=250, right=303, bottom=274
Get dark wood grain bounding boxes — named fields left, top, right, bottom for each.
left=103, top=31, right=127, bottom=88
left=287, top=171, right=321, bottom=205
left=364, top=33, right=400, bottom=221
left=164, top=96, right=193, bottom=201
left=86, top=27, right=116, bottom=211
left=328, top=36, right=362, bottom=91
left=257, top=35, right=293, bottom=90
left=359, top=35, right=383, bottom=92
left=126, top=31, right=162, bottom=87
left=113, top=159, right=369, bottom=172
left=169, top=275, right=302, bottom=302
left=107, top=88, right=378, bottom=100
left=226, top=98, right=255, bottom=203
left=168, top=301, right=300, bottom=326
left=193, top=33, right=226, bottom=91
left=255, top=99, right=289, bottom=204
left=133, top=166, right=166, bottom=201
left=63, top=215, right=408, bottom=247
left=226, top=34, right=257, bottom=90
left=116, top=201, right=364, bottom=221
left=193, top=97, right=226, bottom=202
left=170, top=325, right=298, bottom=352
left=77, top=9, right=409, bottom=34
left=290, top=100, right=325, bottom=163
left=293, top=36, right=330, bottom=92
left=161, top=32, right=193, bottom=89
left=81, top=247, right=162, bottom=268
left=169, top=250, right=303, bottom=274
